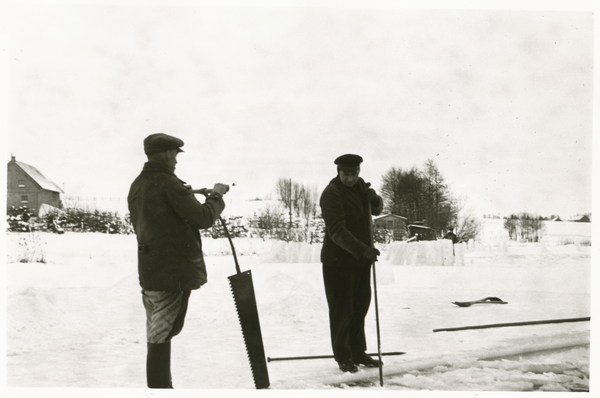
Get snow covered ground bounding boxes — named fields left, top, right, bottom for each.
left=4, top=230, right=592, bottom=396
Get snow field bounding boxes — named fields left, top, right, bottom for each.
left=5, top=232, right=591, bottom=392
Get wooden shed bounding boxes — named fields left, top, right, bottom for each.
left=373, top=214, right=408, bottom=240
left=7, top=156, right=63, bottom=215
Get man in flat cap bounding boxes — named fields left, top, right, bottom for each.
left=128, top=133, right=229, bottom=388
left=320, top=154, right=384, bottom=373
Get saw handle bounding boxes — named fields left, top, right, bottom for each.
left=190, top=188, right=211, bottom=195
left=189, top=187, right=209, bottom=195
left=186, top=184, right=240, bottom=274
left=220, top=217, right=242, bottom=274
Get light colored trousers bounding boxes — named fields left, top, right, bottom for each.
left=142, top=290, right=191, bottom=344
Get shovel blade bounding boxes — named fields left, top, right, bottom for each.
left=229, top=270, right=270, bottom=389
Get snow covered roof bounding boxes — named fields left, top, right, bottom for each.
left=373, top=214, right=407, bottom=221
left=10, top=157, right=63, bottom=193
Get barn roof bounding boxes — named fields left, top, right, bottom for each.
left=12, top=158, right=63, bottom=193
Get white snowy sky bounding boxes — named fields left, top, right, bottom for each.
left=2, top=0, right=597, bottom=218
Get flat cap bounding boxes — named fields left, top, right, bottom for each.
left=144, top=133, right=184, bottom=155
left=334, top=154, right=363, bottom=170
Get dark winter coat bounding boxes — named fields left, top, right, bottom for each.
left=128, top=161, right=225, bottom=291
left=320, top=176, right=383, bottom=267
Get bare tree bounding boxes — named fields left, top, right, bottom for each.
left=276, top=178, right=319, bottom=228
left=276, top=178, right=293, bottom=228
left=450, top=196, right=481, bottom=243
left=292, top=182, right=303, bottom=217
left=299, top=184, right=318, bottom=226
left=503, top=213, right=544, bottom=242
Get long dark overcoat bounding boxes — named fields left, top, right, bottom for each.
left=128, top=161, right=225, bottom=291
left=320, top=176, right=383, bottom=267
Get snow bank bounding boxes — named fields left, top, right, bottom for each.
left=542, top=221, right=591, bottom=245
left=258, top=241, right=321, bottom=263
left=255, top=238, right=466, bottom=267
left=386, top=240, right=463, bottom=266
left=201, top=236, right=267, bottom=257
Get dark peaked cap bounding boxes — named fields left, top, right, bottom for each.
left=334, top=154, right=363, bottom=170
left=144, top=133, right=184, bottom=155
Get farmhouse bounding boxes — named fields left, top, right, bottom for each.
left=7, top=156, right=63, bottom=215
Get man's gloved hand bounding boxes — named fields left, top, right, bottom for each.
left=365, top=188, right=381, bottom=206
left=361, top=247, right=380, bottom=261
left=212, top=183, right=230, bottom=196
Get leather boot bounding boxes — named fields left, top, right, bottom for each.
left=146, top=341, right=173, bottom=388
left=352, top=352, right=383, bottom=367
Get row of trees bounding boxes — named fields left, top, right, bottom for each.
left=275, top=178, right=319, bottom=227
left=503, top=213, right=544, bottom=242
left=6, top=206, right=133, bottom=234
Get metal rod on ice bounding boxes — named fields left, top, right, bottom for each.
left=433, top=317, right=590, bottom=333
left=267, top=351, right=405, bottom=362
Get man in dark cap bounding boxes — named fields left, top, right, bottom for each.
left=320, top=154, right=384, bottom=373
left=128, top=133, right=229, bottom=388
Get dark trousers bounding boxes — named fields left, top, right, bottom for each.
left=322, top=264, right=372, bottom=363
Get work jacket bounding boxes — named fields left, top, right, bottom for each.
left=128, top=161, right=225, bottom=291
left=320, top=176, right=383, bottom=267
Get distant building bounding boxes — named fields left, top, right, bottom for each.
left=373, top=214, right=408, bottom=240
left=568, top=215, right=591, bottom=223
left=7, top=155, right=63, bottom=215
left=407, top=224, right=437, bottom=241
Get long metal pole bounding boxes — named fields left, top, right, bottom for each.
left=434, top=317, right=590, bottom=333
left=267, top=351, right=405, bottom=362
left=367, top=201, right=384, bottom=387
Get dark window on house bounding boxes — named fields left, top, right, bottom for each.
left=21, top=195, right=28, bottom=203
left=18, top=180, right=25, bottom=188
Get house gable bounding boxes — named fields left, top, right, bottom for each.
left=12, top=159, right=63, bottom=193
left=7, top=156, right=63, bottom=214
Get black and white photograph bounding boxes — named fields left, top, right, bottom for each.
left=3, top=0, right=595, bottom=395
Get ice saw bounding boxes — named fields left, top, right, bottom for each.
left=192, top=187, right=270, bottom=389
